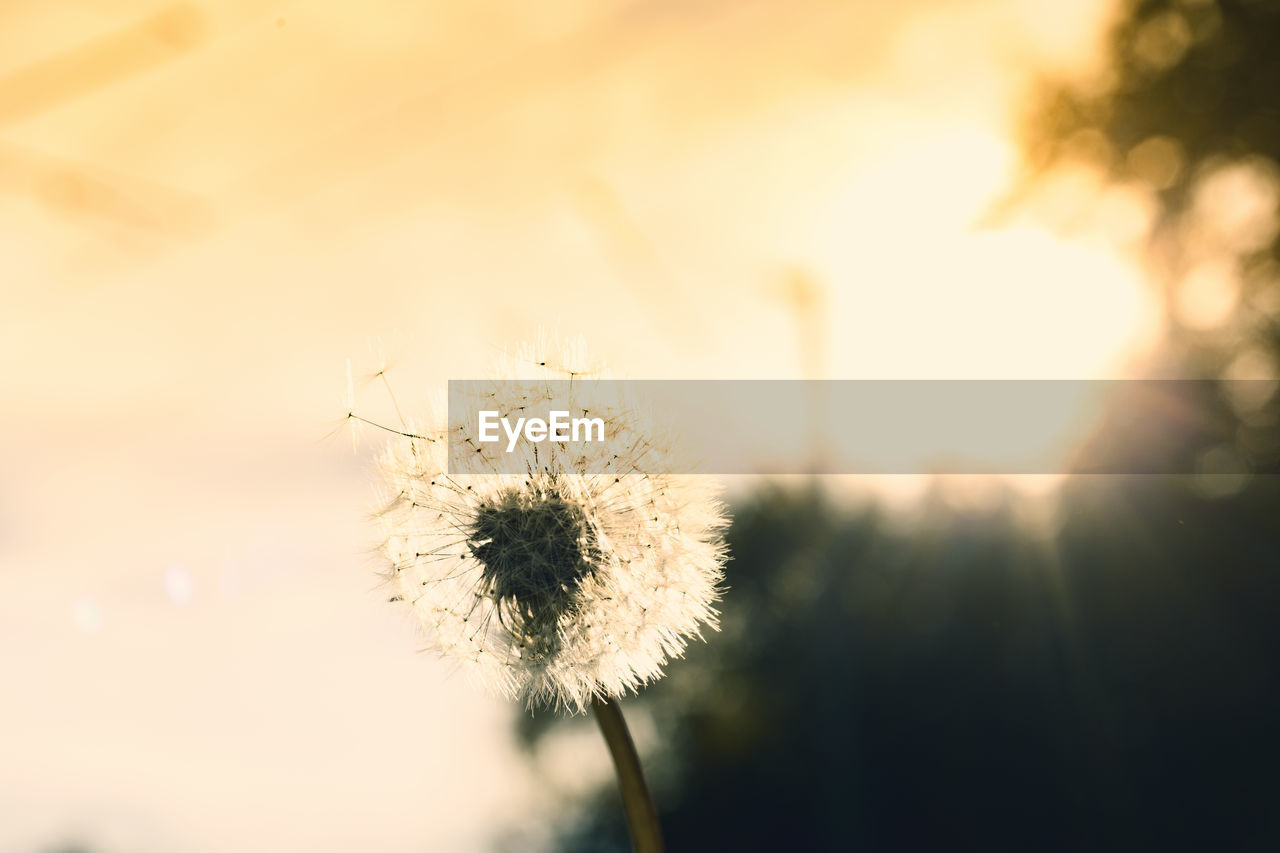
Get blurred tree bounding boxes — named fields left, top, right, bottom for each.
left=1026, top=0, right=1280, bottom=401
left=525, top=476, right=1279, bottom=851
left=1028, top=0, right=1280, bottom=223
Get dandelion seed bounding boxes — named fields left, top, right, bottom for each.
left=370, top=338, right=728, bottom=713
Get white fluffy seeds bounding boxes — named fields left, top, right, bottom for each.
left=374, top=341, right=728, bottom=712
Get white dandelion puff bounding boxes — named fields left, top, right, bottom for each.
left=371, top=339, right=728, bottom=713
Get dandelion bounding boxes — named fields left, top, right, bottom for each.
left=361, top=337, right=728, bottom=853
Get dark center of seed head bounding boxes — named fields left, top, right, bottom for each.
left=468, top=491, right=600, bottom=641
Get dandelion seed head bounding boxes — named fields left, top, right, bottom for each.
left=372, top=338, right=727, bottom=712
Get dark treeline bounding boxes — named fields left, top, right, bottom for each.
left=523, top=471, right=1278, bottom=851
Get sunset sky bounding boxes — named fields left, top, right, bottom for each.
left=0, top=1, right=1179, bottom=850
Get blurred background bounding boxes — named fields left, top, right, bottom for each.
left=1, top=0, right=1278, bottom=851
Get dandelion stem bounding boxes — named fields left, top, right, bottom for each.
left=591, top=696, right=665, bottom=853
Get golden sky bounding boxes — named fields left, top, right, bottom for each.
left=0, top=1, right=1147, bottom=850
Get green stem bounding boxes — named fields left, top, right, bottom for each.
left=591, top=696, right=665, bottom=853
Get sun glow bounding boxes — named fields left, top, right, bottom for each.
left=811, top=124, right=1158, bottom=380
left=758, top=120, right=1161, bottom=496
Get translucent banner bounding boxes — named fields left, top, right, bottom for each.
left=446, top=380, right=1277, bottom=475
